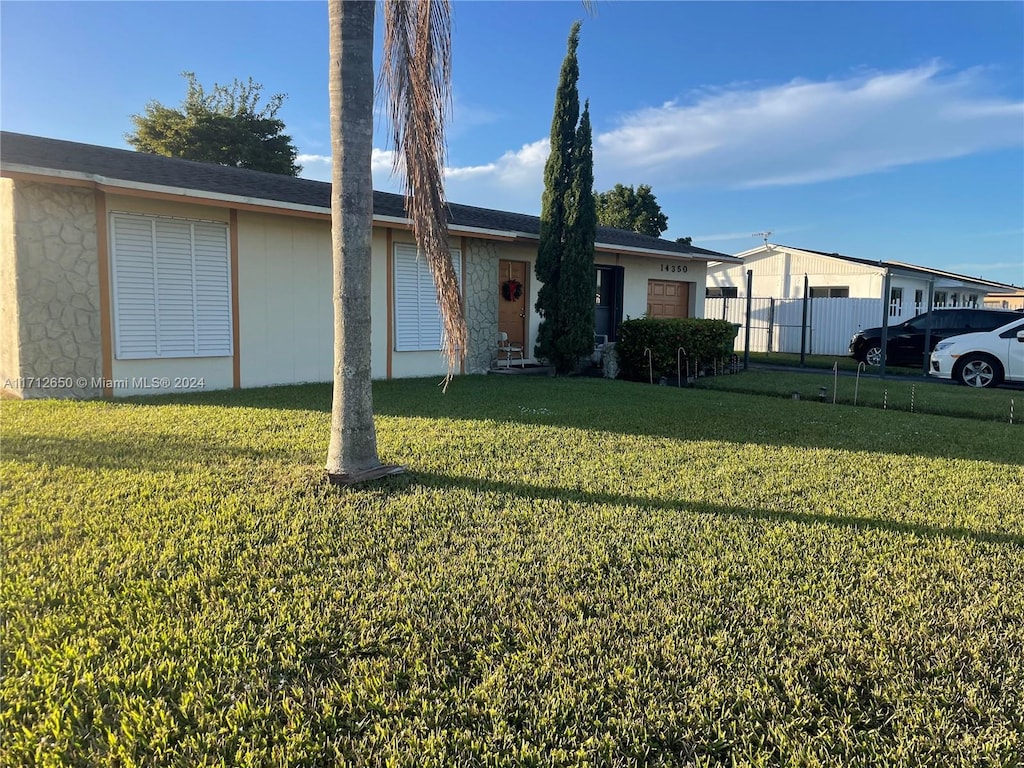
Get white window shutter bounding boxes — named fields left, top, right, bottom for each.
left=394, top=244, right=424, bottom=352
left=112, top=216, right=159, bottom=358
left=393, top=244, right=461, bottom=352
left=193, top=223, right=232, bottom=355
left=154, top=220, right=196, bottom=356
left=111, top=213, right=232, bottom=359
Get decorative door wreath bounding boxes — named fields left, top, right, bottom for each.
left=501, top=279, right=523, bottom=301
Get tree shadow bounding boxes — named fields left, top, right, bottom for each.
left=1, top=431, right=300, bottom=473
left=83, top=375, right=1024, bottom=467
left=405, top=470, right=1024, bottom=549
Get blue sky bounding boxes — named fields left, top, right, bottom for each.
left=2, top=1, right=1022, bottom=286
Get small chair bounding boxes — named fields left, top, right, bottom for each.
left=497, top=332, right=525, bottom=368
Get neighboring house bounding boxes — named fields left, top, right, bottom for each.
left=1, top=132, right=738, bottom=398
left=708, top=243, right=1019, bottom=321
left=705, top=243, right=1021, bottom=356
left=983, top=290, right=1024, bottom=310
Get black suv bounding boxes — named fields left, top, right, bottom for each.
left=849, top=308, right=1022, bottom=367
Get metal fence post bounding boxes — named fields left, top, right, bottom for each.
left=744, top=270, right=753, bottom=370
left=800, top=275, right=809, bottom=367
left=879, top=270, right=891, bottom=378
left=921, top=279, right=935, bottom=377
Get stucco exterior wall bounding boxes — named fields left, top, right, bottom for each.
left=605, top=253, right=708, bottom=320
left=106, top=194, right=230, bottom=225
left=109, top=357, right=234, bottom=397
left=2, top=180, right=102, bottom=398
left=237, top=210, right=332, bottom=388
left=1, top=179, right=20, bottom=393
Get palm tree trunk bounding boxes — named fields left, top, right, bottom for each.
left=325, top=0, right=401, bottom=483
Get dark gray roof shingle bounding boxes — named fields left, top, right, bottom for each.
left=1, top=131, right=732, bottom=259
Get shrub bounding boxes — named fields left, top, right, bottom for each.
left=616, top=317, right=738, bottom=381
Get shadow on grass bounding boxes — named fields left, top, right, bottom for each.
left=4, top=424, right=1020, bottom=548
left=46, top=375, right=1024, bottom=467
left=1, top=432, right=301, bottom=472
left=405, top=470, right=1024, bottom=549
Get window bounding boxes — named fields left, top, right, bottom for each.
left=595, top=268, right=608, bottom=305
left=111, top=213, right=232, bottom=359
left=935, top=310, right=967, bottom=330
left=809, top=286, right=849, bottom=298
left=914, top=289, right=924, bottom=312
left=889, top=287, right=903, bottom=316
left=393, top=243, right=462, bottom=351
left=934, top=291, right=947, bottom=308
left=705, top=286, right=738, bottom=298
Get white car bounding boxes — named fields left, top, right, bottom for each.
left=929, top=316, right=1024, bottom=388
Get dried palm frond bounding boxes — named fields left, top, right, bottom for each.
left=381, top=0, right=467, bottom=384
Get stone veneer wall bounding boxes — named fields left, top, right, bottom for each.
left=3, top=181, right=102, bottom=398
left=464, top=238, right=499, bottom=374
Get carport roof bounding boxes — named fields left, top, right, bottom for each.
left=1, top=131, right=737, bottom=262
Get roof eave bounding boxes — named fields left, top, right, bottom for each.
left=2, top=160, right=739, bottom=261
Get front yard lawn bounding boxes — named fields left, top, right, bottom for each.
left=2, top=376, right=1022, bottom=766
left=700, top=363, right=1022, bottom=423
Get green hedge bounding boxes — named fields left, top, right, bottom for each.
left=616, top=317, right=739, bottom=381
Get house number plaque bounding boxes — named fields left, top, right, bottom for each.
left=660, top=263, right=688, bottom=273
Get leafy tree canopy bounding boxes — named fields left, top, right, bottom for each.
left=127, top=72, right=301, bottom=176
left=594, top=183, right=668, bottom=238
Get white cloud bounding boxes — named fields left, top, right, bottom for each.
left=946, top=261, right=1024, bottom=285
left=296, top=153, right=331, bottom=181
left=444, top=139, right=549, bottom=211
left=595, top=62, right=1022, bottom=189
left=298, top=148, right=403, bottom=190
left=299, top=63, right=1022, bottom=213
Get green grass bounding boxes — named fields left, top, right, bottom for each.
left=3, top=376, right=1023, bottom=766
left=697, top=366, right=1022, bottom=423
left=744, top=351, right=921, bottom=376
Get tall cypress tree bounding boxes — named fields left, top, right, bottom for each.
left=534, top=22, right=596, bottom=374
left=561, top=101, right=596, bottom=364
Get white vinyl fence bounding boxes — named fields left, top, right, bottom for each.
left=706, top=297, right=885, bottom=356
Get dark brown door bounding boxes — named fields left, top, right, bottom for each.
left=499, top=260, right=528, bottom=356
left=647, top=279, right=690, bottom=319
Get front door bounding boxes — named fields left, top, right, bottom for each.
left=499, top=259, right=528, bottom=359
left=647, top=279, right=690, bottom=319
left=595, top=266, right=624, bottom=342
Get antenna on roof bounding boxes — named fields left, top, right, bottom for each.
left=752, top=231, right=772, bottom=248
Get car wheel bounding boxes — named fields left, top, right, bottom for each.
left=955, top=354, right=1004, bottom=388
left=864, top=345, right=883, bottom=366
